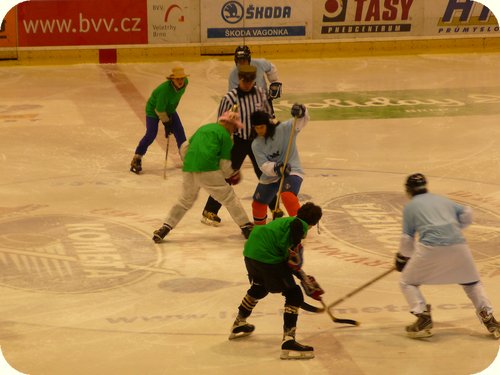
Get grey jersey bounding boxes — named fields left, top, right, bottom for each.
left=402, top=193, right=468, bottom=246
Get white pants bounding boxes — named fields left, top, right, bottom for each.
left=164, top=170, right=249, bottom=228
left=400, top=280, right=493, bottom=316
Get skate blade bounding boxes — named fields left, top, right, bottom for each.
left=152, top=235, right=163, bottom=243
left=280, top=350, right=314, bottom=360
left=407, top=329, right=433, bottom=339
left=228, top=331, right=253, bottom=340
left=200, top=218, right=221, bottom=227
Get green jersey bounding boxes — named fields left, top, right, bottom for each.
left=182, top=123, right=233, bottom=172
left=145, top=79, right=188, bottom=118
left=243, top=217, right=309, bottom=264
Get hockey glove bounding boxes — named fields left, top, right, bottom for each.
left=287, top=244, right=304, bottom=271
left=268, top=81, right=282, bottom=99
left=291, top=103, right=306, bottom=118
left=301, top=274, right=325, bottom=301
left=225, top=170, right=241, bottom=185
left=163, top=120, right=173, bottom=137
left=395, top=252, right=410, bottom=272
left=274, top=161, right=291, bottom=178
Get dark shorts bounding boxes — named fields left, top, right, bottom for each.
left=244, top=257, right=297, bottom=293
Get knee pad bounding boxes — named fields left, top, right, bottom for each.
left=281, top=192, right=300, bottom=217
left=248, top=282, right=269, bottom=300
left=252, top=200, right=268, bottom=225
left=283, top=284, right=303, bottom=307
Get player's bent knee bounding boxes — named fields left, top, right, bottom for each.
left=284, top=285, right=303, bottom=307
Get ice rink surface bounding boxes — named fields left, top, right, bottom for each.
left=1, top=52, right=500, bottom=374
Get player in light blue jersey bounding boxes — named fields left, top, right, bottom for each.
left=229, top=46, right=282, bottom=115
left=250, top=104, right=308, bottom=225
left=395, top=173, right=500, bottom=340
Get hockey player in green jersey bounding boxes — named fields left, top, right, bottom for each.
left=228, top=202, right=324, bottom=360
left=152, top=111, right=253, bottom=242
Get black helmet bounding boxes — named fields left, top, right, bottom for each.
left=234, top=45, right=251, bottom=64
left=250, top=110, right=275, bottom=139
left=297, top=202, right=322, bottom=226
left=405, top=173, right=427, bottom=195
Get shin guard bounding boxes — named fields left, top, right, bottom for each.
left=281, top=192, right=300, bottom=217
left=252, top=200, right=268, bottom=225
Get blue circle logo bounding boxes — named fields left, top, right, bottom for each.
left=221, top=1, right=244, bottom=24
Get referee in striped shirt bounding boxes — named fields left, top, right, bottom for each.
left=201, top=65, right=275, bottom=226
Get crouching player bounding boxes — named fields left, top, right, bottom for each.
left=228, top=202, right=324, bottom=360
left=250, top=104, right=308, bottom=225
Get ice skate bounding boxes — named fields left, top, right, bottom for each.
left=406, top=304, right=433, bottom=338
left=280, top=336, right=314, bottom=360
left=228, top=319, right=255, bottom=340
left=201, top=210, right=221, bottom=226
left=152, top=224, right=172, bottom=243
left=479, top=309, right=500, bottom=339
left=130, top=155, right=142, bottom=174
left=240, top=222, right=254, bottom=239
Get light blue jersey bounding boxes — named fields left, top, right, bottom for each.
left=228, top=58, right=279, bottom=93
left=402, top=193, right=468, bottom=246
left=251, top=117, right=306, bottom=185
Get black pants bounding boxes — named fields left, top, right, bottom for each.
left=203, top=136, right=277, bottom=214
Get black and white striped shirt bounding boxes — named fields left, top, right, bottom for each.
left=217, top=86, right=271, bottom=140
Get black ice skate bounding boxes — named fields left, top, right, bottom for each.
left=280, top=336, right=314, bottom=360
left=200, top=210, right=221, bottom=226
left=152, top=224, right=172, bottom=243
left=240, top=222, right=254, bottom=239
left=479, top=309, right=500, bottom=339
left=228, top=319, right=255, bottom=340
left=406, top=304, right=433, bottom=338
left=130, top=155, right=142, bottom=174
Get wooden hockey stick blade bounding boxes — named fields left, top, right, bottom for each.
left=320, top=300, right=359, bottom=326
left=326, top=268, right=396, bottom=310
left=300, top=301, right=325, bottom=313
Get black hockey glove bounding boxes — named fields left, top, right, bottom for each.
left=274, top=161, right=291, bottom=178
left=268, top=81, right=282, bottom=99
left=301, top=274, right=325, bottom=301
left=291, top=103, right=306, bottom=118
left=395, top=252, right=410, bottom=272
left=163, top=120, right=173, bottom=137
left=287, top=244, right=304, bottom=271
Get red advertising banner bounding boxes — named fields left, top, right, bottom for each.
left=17, top=0, right=148, bottom=47
left=0, top=7, right=17, bottom=48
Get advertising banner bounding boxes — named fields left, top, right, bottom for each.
left=147, top=0, right=200, bottom=43
left=201, top=0, right=311, bottom=42
left=17, top=0, right=148, bottom=47
left=424, top=0, right=499, bottom=37
left=0, top=7, right=17, bottom=49
left=313, top=0, right=422, bottom=39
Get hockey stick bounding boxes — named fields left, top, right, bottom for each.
left=273, top=116, right=298, bottom=217
left=297, top=269, right=358, bottom=325
left=300, top=301, right=324, bottom=313
left=163, top=133, right=170, bottom=180
left=320, top=299, right=359, bottom=326
left=326, top=268, right=396, bottom=311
